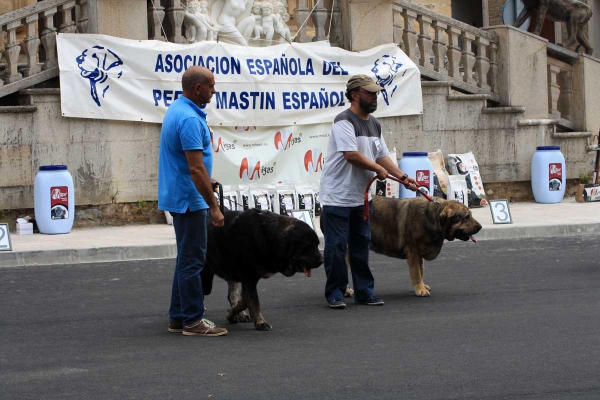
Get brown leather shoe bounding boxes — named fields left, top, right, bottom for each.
left=183, top=319, right=228, bottom=337
left=168, top=321, right=183, bottom=333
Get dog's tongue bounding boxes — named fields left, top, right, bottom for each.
left=304, top=267, right=311, bottom=278
left=469, top=236, right=478, bottom=243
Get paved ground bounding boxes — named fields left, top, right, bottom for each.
left=1, top=236, right=599, bottom=399
left=3, top=197, right=600, bottom=267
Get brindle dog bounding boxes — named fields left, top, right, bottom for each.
left=370, top=196, right=482, bottom=296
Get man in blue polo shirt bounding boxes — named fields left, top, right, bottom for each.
left=158, top=66, right=227, bottom=337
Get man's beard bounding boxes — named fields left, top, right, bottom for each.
left=359, top=98, right=377, bottom=113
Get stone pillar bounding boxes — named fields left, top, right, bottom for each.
left=345, top=0, right=393, bottom=52
left=293, top=0, right=311, bottom=43
left=485, top=26, right=549, bottom=119
left=311, top=3, right=328, bottom=42
left=95, top=0, right=148, bottom=40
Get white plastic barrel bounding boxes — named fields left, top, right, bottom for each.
left=531, top=146, right=566, bottom=204
left=34, top=165, right=75, bottom=234
left=399, top=152, right=434, bottom=199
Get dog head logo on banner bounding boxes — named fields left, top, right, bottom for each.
left=371, top=55, right=404, bottom=106
left=304, top=149, right=323, bottom=174
left=240, top=157, right=261, bottom=181
left=75, top=46, right=123, bottom=107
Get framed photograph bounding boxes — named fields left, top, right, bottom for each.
left=489, top=199, right=513, bottom=224
left=0, top=223, right=12, bottom=251
left=290, top=209, right=315, bottom=231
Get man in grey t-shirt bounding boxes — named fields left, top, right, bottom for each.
left=320, top=74, right=417, bottom=309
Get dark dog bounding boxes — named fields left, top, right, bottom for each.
left=515, top=0, right=593, bottom=55
left=202, top=209, right=323, bottom=331
left=370, top=196, right=482, bottom=296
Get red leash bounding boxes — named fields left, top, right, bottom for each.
left=363, top=174, right=434, bottom=221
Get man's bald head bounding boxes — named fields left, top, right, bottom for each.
left=182, top=66, right=213, bottom=92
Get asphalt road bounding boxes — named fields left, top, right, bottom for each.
left=1, top=236, right=600, bottom=400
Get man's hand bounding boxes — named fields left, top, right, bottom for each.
left=403, top=176, right=418, bottom=191
left=210, top=207, right=224, bottom=227
left=376, top=166, right=388, bottom=181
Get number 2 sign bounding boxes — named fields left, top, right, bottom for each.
left=489, top=199, right=513, bottom=224
left=0, top=223, right=12, bottom=251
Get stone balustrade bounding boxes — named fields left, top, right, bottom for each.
left=148, top=0, right=340, bottom=46
left=546, top=43, right=578, bottom=130
left=0, top=0, right=91, bottom=98
left=393, top=0, right=499, bottom=102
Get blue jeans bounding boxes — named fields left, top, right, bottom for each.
left=322, top=202, right=375, bottom=303
left=169, top=209, right=208, bottom=326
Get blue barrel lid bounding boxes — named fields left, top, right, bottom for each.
left=536, top=146, right=560, bottom=151
left=402, top=152, right=428, bottom=157
left=39, top=165, right=68, bottom=171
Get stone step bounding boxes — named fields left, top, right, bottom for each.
left=553, top=131, right=592, bottom=139
left=0, top=105, right=37, bottom=113
left=447, top=94, right=490, bottom=101
left=482, top=106, right=526, bottom=114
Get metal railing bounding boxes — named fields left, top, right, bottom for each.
left=393, top=0, right=499, bottom=101
left=0, top=0, right=92, bottom=99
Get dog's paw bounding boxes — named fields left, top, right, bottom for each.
left=344, top=286, right=354, bottom=298
left=424, top=284, right=431, bottom=291
left=254, top=321, right=273, bottom=331
left=414, top=286, right=431, bottom=297
left=231, top=311, right=252, bottom=323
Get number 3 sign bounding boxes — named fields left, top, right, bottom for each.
left=0, top=223, right=12, bottom=251
left=489, top=199, right=513, bottom=224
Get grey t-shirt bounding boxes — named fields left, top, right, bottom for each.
left=320, top=109, right=390, bottom=207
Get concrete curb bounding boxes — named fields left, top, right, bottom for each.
left=3, top=221, right=600, bottom=268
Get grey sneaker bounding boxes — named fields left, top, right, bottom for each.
left=329, top=298, right=346, bottom=309
left=357, top=296, right=384, bottom=306
left=168, top=321, right=183, bottom=333
left=182, top=318, right=228, bottom=337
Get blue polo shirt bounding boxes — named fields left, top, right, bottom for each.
left=158, top=96, right=213, bottom=213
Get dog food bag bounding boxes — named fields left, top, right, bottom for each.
left=312, top=181, right=322, bottom=216
left=271, top=183, right=297, bottom=215
left=249, top=184, right=271, bottom=211
left=238, top=184, right=252, bottom=210
left=428, top=149, right=449, bottom=199
left=371, top=150, right=400, bottom=198
left=221, top=185, right=240, bottom=211
left=447, top=152, right=488, bottom=207
left=447, top=175, right=469, bottom=207
left=295, top=183, right=314, bottom=216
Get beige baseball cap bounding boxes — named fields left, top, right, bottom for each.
left=346, top=74, right=384, bottom=92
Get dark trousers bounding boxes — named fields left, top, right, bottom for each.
left=169, top=209, right=208, bottom=326
left=322, top=202, right=375, bottom=303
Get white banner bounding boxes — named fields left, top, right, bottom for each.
left=211, top=124, right=329, bottom=184
left=57, top=34, right=422, bottom=126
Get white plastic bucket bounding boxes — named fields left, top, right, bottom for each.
left=531, top=146, right=566, bottom=204
left=399, top=152, right=434, bottom=198
left=34, top=165, right=75, bottom=234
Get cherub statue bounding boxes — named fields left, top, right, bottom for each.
left=237, top=1, right=264, bottom=42
left=272, top=1, right=292, bottom=43
left=184, top=0, right=215, bottom=43
left=211, top=0, right=254, bottom=46
left=260, top=2, right=275, bottom=46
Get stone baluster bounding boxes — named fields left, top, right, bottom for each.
left=167, top=0, right=185, bottom=43
left=475, top=36, right=490, bottom=90
left=3, top=21, right=22, bottom=84
left=417, top=14, right=433, bottom=68
left=460, top=31, right=476, bottom=84
left=547, top=64, right=561, bottom=117
left=432, top=21, right=447, bottom=74
left=58, top=2, right=77, bottom=34
left=22, top=15, right=41, bottom=77
left=446, top=26, right=461, bottom=79
left=77, top=0, right=90, bottom=33
left=559, top=70, right=573, bottom=121
left=0, top=31, right=5, bottom=87
left=148, top=2, right=166, bottom=41
left=401, top=9, right=418, bottom=63
left=40, top=8, right=58, bottom=70
left=489, top=41, right=498, bottom=93
left=311, top=3, right=328, bottom=42
left=294, top=0, right=310, bottom=43
left=393, top=7, right=403, bottom=46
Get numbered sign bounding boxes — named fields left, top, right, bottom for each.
left=291, top=210, right=315, bottom=231
left=0, top=223, right=12, bottom=251
left=489, top=199, right=513, bottom=224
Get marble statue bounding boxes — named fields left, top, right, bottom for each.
left=184, top=0, right=215, bottom=42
